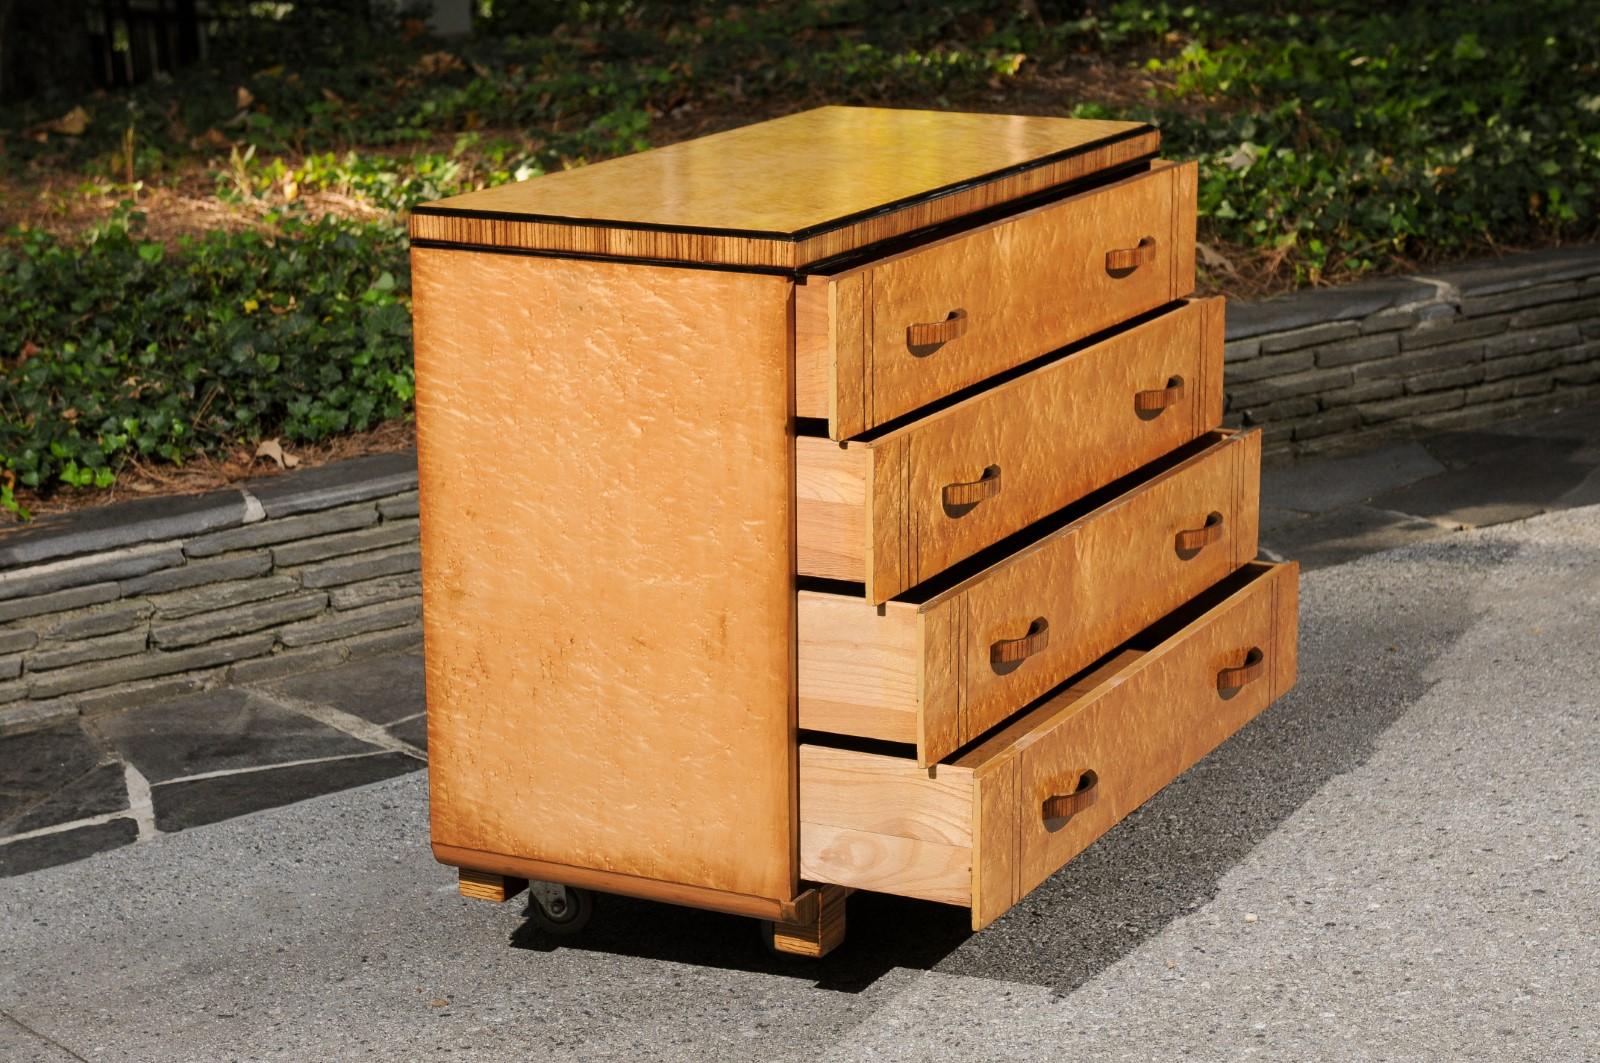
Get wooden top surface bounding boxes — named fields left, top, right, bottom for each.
left=411, top=107, right=1159, bottom=268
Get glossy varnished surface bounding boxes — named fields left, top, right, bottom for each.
left=412, top=247, right=797, bottom=906
left=797, top=430, right=1262, bottom=766
left=945, top=428, right=1259, bottom=757
left=412, top=107, right=1158, bottom=268
left=795, top=160, right=1198, bottom=437
left=795, top=298, right=1227, bottom=600
left=421, top=107, right=1148, bottom=234
left=957, top=560, right=1299, bottom=924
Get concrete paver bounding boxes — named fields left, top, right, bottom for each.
left=1259, top=399, right=1600, bottom=568
left=1259, top=440, right=1445, bottom=515
left=0, top=664, right=426, bottom=876
left=1, top=505, right=1595, bottom=1061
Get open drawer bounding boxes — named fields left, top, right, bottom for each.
left=798, top=428, right=1260, bottom=766
left=798, top=560, right=1299, bottom=931
left=796, top=297, right=1225, bottom=603
left=795, top=160, right=1198, bottom=439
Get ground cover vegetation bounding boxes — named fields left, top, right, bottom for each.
left=1, top=0, right=1596, bottom=515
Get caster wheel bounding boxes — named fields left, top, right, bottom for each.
left=528, top=881, right=593, bottom=935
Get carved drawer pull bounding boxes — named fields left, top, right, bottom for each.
left=1134, top=375, right=1185, bottom=413
left=1175, top=511, right=1225, bottom=553
left=990, top=617, right=1048, bottom=665
left=942, top=465, right=1002, bottom=509
left=1217, top=647, right=1266, bottom=692
left=1105, top=236, right=1158, bottom=275
left=1042, top=770, right=1099, bottom=822
left=906, top=309, right=968, bottom=353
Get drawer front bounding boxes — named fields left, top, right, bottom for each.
left=795, top=298, right=1226, bottom=601
left=798, top=561, right=1300, bottom=930
left=796, top=429, right=1261, bottom=765
left=935, top=428, right=1260, bottom=759
left=1003, top=560, right=1299, bottom=921
left=796, top=161, right=1198, bottom=439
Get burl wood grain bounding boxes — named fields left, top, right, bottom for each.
left=1005, top=561, right=1298, bottom=907
left=947, top=428, right=1259, bottom=754
left=412, top=247, right=797, bottom=907
left=795, top=160, right=1199, bottom=437
left=969, top=756, right=1019, bottom=928
left=797, top=561, right=1300, bottom=930
left=796, top=429, right=1261, bottom=766
left=795, top=298, right=1226, bottom=600
left=412, top=107, right=1158, bottom=269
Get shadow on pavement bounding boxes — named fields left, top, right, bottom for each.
left=929, top=539, right=1505, bottom=995
left=507, top=887, right=972, bottom=992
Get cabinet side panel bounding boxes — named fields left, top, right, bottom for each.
left=412, top=248, right=795, bottom=903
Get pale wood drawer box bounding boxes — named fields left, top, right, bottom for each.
left=796, top=297, right=1226, bottom=602
left=799, top=428, right=1261, bottom=766
left=408, top=106, right=1298, bottom=957
left=799, top=560, right=1299, bottom=931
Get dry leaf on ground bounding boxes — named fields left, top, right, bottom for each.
left=49, top=106, right=91, bottom=135
left=255, top=438, right=302, bottom=469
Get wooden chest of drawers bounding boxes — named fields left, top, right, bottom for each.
left=409, top=106, right=1298, bottom=955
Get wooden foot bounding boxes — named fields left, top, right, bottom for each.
left=458, top=868, right=528, bottom=903
left=769, top=885, right=848, bottom=958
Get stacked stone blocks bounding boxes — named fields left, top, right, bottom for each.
left=1223, top=245, right=1600, bottom=457
left=0, top=454, right=423, bottom=735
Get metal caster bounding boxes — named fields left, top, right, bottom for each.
left=527, top=880, right=593, bottom=935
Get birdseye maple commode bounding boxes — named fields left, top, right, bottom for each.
left=407, top=106, right=1299, bottom=956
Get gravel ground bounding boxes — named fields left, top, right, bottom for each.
left=1, top=505, right=1596, bottom=1062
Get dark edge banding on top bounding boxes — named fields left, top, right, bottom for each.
left=409, top=151, right=1158, bottom=276
left=407, top=239, right=800, bottom=276
left=408, top=123, right=1159, bottom=244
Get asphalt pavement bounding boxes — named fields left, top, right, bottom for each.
left=2, top=496, right=1596, bottom=1061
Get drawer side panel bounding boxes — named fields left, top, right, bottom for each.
left=798, top=745, right=975, bottom=906
left=797, top=592, right=921, bottom=743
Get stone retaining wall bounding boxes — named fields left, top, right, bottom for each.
left=0, top=453, right=422, bottom=735
left=3, top=244, right=1598, bottom=734
left=1225, top=244, right=1600, bottom=458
